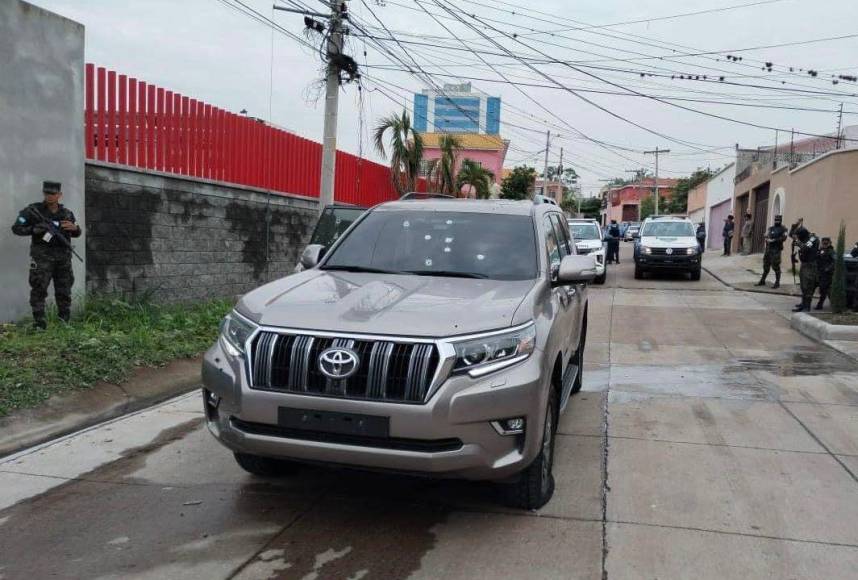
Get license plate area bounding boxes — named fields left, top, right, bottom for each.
left=278, top=407, right=390, bottom=438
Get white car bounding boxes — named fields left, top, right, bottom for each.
left=568, top=219, right=607, bottom=285
left=634, top=216, right=702, bottom=280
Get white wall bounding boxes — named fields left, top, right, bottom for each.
left=0, top=1, right=85, bottom=322
left=704, top=163, right=736, bottom=230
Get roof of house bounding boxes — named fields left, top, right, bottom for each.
left=420, top=132, right=507, bottom=150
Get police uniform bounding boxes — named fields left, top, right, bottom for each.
left=757, top=218, right=788, bottom=288
left=10, top=184, right=81, bottom=326
left=793, top=227, right=819, bottom=312
left=815, top=243, right=835, bottom=310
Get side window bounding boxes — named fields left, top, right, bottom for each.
left=543, top=216, right=560, bottom=271
left=551, top=214, right=573, bottom=257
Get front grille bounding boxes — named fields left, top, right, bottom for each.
left=649, top=247, right=686, bottom=256
left=231, top=418, right=463, bottom=452
left=249, top=331, right=441, bottom=403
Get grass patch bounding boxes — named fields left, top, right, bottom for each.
left=0, top=296, right=231, bottom=417
left=812, top=311, right=858, bottom=326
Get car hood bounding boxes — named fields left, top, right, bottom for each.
left=640, top=236, right=697, bottom=248
left=237, top=270, right=535, bottom=338
left=575, top=239, right=604, bottom=251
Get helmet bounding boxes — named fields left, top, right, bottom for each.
left=795, top=226, right=809, bottom=242
left=774, top=215, right=783, bottom=224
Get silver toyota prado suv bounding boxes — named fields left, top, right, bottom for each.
left=202, top=198, right=596, bottom=509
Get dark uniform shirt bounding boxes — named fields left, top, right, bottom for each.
left=817, top=246, right=836, bottom=276
left=722, top=221, right=734, bottom=238
left=798, top=235, right=819, bottom=263
left=11, top=202, right=81, bottom=255
left=765, top=224, right=789, bottom=252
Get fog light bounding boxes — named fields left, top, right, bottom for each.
left=491, top=417, right=526, bottom=436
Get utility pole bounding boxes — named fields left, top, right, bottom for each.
left=275, top=1, right=356, bottom=212
left=541, top=130, right=551, bottom=196
left=836, top=103, right=844, bottom=149
left=644, top=147, right=670, bottom=216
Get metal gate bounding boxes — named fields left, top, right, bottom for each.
left=751, top=185, right=769, bottom=253
left=708, top=199, right=731, bottom=251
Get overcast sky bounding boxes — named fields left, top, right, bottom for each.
left=34, top=0, right=858, bottom=195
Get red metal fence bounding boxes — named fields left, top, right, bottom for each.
left=84, top=64, right=398, bottom=206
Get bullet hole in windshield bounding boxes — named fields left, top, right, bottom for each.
left=403, top=221, right=410, bottom=228
left=424, top=234, right=432, bottom=240
left=425, top=259, right=433, bottom=266
left=477, top=254, right=485, bottom=261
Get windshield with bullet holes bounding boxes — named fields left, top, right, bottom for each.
left=322, top=210, right=538, bottom=280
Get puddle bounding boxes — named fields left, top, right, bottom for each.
left=725, top=347, right=858, bottom=377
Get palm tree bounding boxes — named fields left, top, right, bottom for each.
left=373, top=111, right=424, bottom=197
left=427, top=134, right=462, bottom=195
left=457, top=159, right=495, bottom=199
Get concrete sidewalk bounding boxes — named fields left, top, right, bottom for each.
left=702, top=249, right=802, bottom=296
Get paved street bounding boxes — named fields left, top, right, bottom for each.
left=2, top=245, right=857, bottom=579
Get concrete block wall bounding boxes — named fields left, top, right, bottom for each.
left=85, top=163, right=318, bottom=302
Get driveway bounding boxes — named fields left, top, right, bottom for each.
left=1, top=245, right=857, bottom=579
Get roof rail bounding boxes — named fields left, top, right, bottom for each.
left=400, top=192, right=456, bottom=200
left=532, top=194, right=558, bottom=206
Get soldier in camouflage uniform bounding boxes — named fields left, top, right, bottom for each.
left=10, top=181, right=82, bottom=329
left=755, top=215, right=789, bottom=289
left=792, top=225, right=819, bottom=312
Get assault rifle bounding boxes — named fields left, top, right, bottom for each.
left=788, top=217, right=804, bottom=285
left=25, top=206, right=83, bottom=263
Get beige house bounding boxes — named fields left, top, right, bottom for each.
left=686, top=181, right=707, bottom=224
left=732, top=145, right=858, bottom=255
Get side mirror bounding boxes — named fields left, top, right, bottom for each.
left=300, top=244, right=326, bottom=269
left=632, top=232, right=640, bottom=239
left=558, top=254, right=597, bottom=283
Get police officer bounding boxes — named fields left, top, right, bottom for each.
left=10, top=181, right=82, bottom=329
left=792, top=224, right=819, bottom=312
left=755, top=215, right=789, bottom=289
left=815, top=237, right=835, bottom=310
left=696, top=222, right=706, bottom=253
left=606, top=219, right=621, bottom=264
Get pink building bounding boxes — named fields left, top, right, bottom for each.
left=420, top=133, right=509, bottom=197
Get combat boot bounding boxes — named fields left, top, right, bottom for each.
left=772, top=273, right=780, bottom=290
left=59, top=310, right=71, bottom=323
left=33, top=313, right=47, bottom=330
left=793, top=298, right=811, bottom=312
left=815, top=298, right=825, bottom=310
left=755, top=275, right=767, bottom=286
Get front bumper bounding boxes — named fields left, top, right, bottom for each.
left=201, top=339, right=549, bottom=481
left=636, top=253, right=700, bottom=270
left=578, top=248, right=606, bottom=275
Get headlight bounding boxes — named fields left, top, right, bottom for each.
left=685, top=246, right=697, bottom=255
left=451, top=323, right=536, bottom=378
left=219, top=311, right=257, bottom=355
left=641, top=246, right=652, bottom=255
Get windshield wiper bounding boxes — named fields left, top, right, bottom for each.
left=321, top=265, right=405, bottom=274
left=404, top=270, right=489, bottom=279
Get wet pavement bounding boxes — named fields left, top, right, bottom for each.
left=2, top=245, right=858, bottom=579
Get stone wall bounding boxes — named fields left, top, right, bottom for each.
left=0, top=1, right=84, bottom=322
left=85, top=163, right=318, bottom=302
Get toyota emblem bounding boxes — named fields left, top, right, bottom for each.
left=318, top=348, right=360, bottom=379
left=665, top=248, right=673, bottom=255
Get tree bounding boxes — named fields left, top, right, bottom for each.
left=373, top=110, right=424, bottom=197
left=579, top=197, right=602, bottom=219
left=639, top=194, right=656, bottom=221
left=457, top=159, right=495, bottom=199
left=546, top=165, right=579, bottom=188
left=500, top=165, right=536, bottom=200
left=831, top=221, right=848, bottom=313
left=426, top=134, right=462, bottom=195
left=664, top=168, right=713, bottom=215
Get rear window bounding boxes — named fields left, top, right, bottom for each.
left=641, top=221, right=694, bottom=237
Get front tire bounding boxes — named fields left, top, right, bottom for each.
left=502, top=390, right=558, bottom=510
left=690, top=268, right=701, bottom=281
left=234, top=452, right=298, bottom=477
left=594, top=270, right=607, bottom=285
left=634, top=265, right=644, bottom=279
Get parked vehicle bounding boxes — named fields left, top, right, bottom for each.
left=623, top=223, right=641, bottom=242
left=293, top=204, right=366, bottom=272
left=569, top=219, right=606, bottom=285
left=203, top=198, right=597, bottom=509
left=633, top=216, right=702, bottom=280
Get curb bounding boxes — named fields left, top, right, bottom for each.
left=790, top=312, right=858, bottom=342
left=702, top=264, right=801, bottom=297
left=0, top=357, right=202, bottom=458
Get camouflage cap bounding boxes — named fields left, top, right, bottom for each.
left=42, top=181, right=62, bottom=194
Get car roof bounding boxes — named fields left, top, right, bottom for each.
left=374, top=198, right=560, bottom=217
left=644, top=215, right=690, bottom=221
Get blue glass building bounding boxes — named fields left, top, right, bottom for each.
left=413, top=83, right=500, bottom=135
